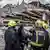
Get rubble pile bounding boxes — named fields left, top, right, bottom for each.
left=1, top=0, right=50, bottom=26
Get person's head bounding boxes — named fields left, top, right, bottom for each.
left=35, top=19, right=43, bottom=28
left=35, top=19, right=48, bottom=30
left=42, top=23, right=48, bottom=29
left=8, top=20, right=18, bottom=27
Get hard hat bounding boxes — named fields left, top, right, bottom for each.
left=35, top=20, right=41, bottom=24
left=41, top=21, right=45, bottom=26
left=8, top=20, right=17, bottom=27
left=35, top=19, right=43, bottom=27
left=43, top=23, right=48, bottom=29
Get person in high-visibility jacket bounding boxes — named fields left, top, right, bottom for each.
left=42, top=21, right=49, bottom=50
left=29, top=20, right=49, bottom=50
left=4, top=20, right=21, bottom=50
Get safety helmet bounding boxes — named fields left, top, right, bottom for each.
left=8, top=20, right=17, bottom=27
left=35, top=19, right=43, bottom=27
left=42, top=23, right=48, bottom=29
left=42, top=21, right=45, bottom=26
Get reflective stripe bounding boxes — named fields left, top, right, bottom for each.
left=29, top=42, right=43, bottom=47
left=36, top=31, right=38, bottom=43
left=36, top=31, right=45, bottom=43
left=33, top=31, right=45, bottom=46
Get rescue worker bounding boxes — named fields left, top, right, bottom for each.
left=18, top=24, right=25, bottom=50
left=42, top=22, right=49, bottom=50
left=18, top=24, right=32, bottom=50
left=29, top=19, right=49, bottom=50
left=4, top=20, right=21, bottom=50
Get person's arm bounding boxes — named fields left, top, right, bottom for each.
left=44, top=31, right=49, bottom=48
left=4, top=29, right=9, bottom=43
left=4, top=30, right=7, bottom=42
left=18, top=25, right=23, bottom=36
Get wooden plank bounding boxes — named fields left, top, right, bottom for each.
left=5, top=13, right=38, bottom=20
left=30, top=10, right=42, bottom=16
left=26, top=11, right=41, bottom=17
left=22, top=11, right=41, bottom=18
left=3, top=19, right=33, bottom=23
left=21, top=13, right=38, bottom=20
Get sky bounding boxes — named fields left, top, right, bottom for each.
left=39, top=0, right=50, bottom=5
left=0, top=0, right=33, bottom=8
left=0, top=0, right=50, bottom=8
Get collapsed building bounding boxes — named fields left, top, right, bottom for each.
left=0, top=0, right=50, bottom=26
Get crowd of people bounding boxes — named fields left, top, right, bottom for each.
left=4, top=19, right=50, bottom=50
